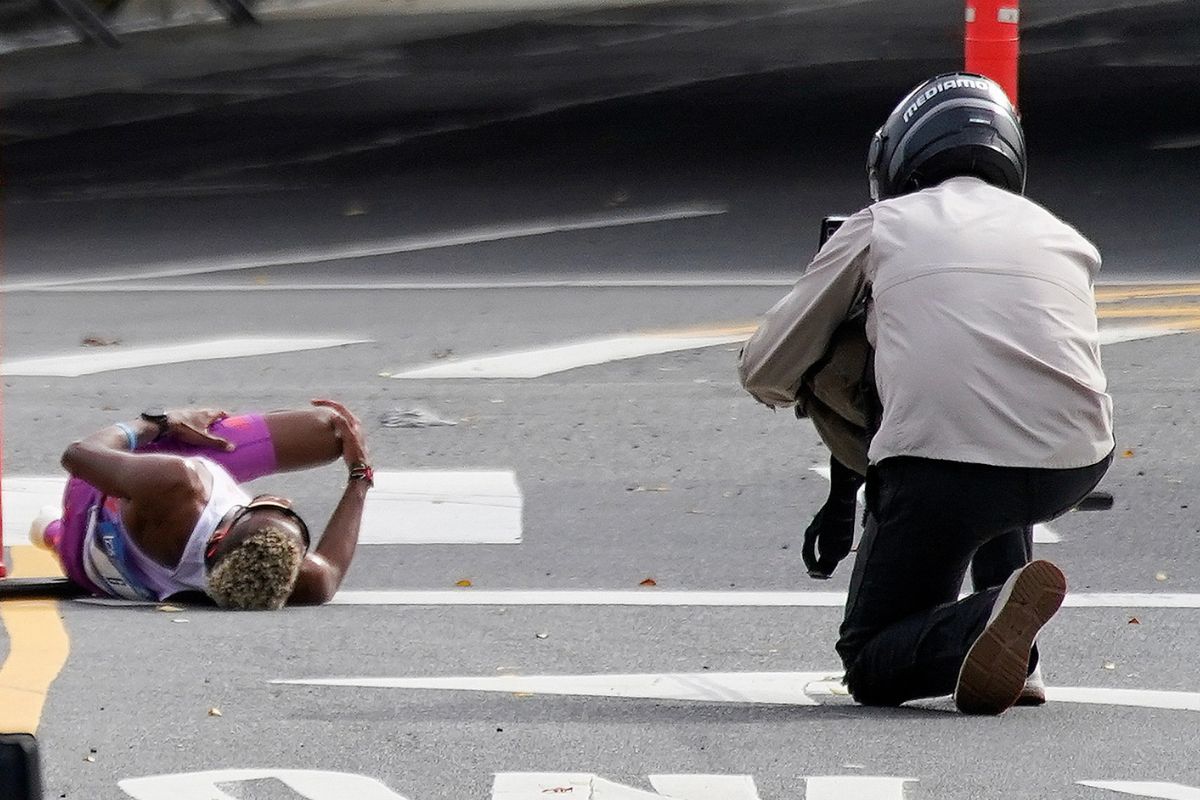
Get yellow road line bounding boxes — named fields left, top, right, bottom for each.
left=658, top=313, right=1200, bottom=340
left=0, top=546, right=70, bottom=735
left=647, top=322, right=758, bottom=337
left=1097, top=284, right=1200, bottom=302
left=1098, top=306, right=1200, bottom=319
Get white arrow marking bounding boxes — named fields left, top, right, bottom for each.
left=809, top=465, right=1060, bottom=543
left=390, top=332, right=746, bottom=379
left=1078, top=781, right=1200, bottom=799
left=272, top=671, right=1200, bottom=713
left=119, top=769, right=410, bottom=800
left=1, top=337, right=369, bottom=377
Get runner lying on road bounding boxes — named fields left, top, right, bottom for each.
left=35, top=399, right=372, bottom=609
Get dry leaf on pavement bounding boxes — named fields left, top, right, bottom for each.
left=639, top=578, right=657, bottom=587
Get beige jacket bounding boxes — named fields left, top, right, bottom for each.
left=739, top=176, right=1114, bottom=469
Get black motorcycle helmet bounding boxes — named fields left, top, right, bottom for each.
left=867, top=72, right=1026, bottom=202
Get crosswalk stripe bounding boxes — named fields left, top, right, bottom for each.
left=3, top=470, right=522, bottom=547
left=360, top=471, right=522, bottom=544
left=389, top=317, right=1190, bottom=381
left=1, top=337, right=370, bottom=377
left=390, top=332, right=747, bottom=379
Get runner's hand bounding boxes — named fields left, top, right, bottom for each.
left=166, top=408, right=234, bottom=451
left=311, top=399, right=369, bottom=467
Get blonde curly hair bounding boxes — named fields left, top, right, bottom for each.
left=207, top=526, right=305, bottom=610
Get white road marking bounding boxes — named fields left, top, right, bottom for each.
left=1100, top=326, right=1187, bottom=345
left=1048, top=688, right=1200, bottom=712
left=1, top=476, right=64, bottom=546
left=1078, top=782, right=1200, bottom=800
left=361, top=470, right=522, bottom=544
left=119, top=769, right=409, bottom=800
left=494, top=773, right=769, bottom=800
left=326, top=590, right=847, bottom=606
left=390, top=332, right=747, bottom=379
left=272, top=671, right=835, bottom=705
left=77, top=590, right=1200, bottom=609
left=1149, top=134, right=1200, bottom=151
left=1031, top=525, right=1062, bottom=543
left=809, top=465, right=1061, bottom=543
left=646, top=775, right=763, bottom=800
left=272, top=670, right=1200, bottom=713
left=6, top=276, right=797, bottom=293
left=4, top=204, right=727, bottom=291
left=117, top=769, right=917, bottom=800
left=1, top=337, right=370, bottom=377
left=319, top=590, right=1200, bottom=607
left=2, top=470, right=521, bottom=547
left=805, top=777, right=918, bottom=800
left=387, top=318, right=1185, bottom=382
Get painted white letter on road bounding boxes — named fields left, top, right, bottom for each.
left=119, top=769, right=411, bottom=800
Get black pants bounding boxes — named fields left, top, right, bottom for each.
left=836, top=452, right=1113, bottom=706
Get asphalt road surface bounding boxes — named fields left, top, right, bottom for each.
left=3, top=2, right=1200, bottom=799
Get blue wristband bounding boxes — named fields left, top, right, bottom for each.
left=114, top=422, right=138, bottom=451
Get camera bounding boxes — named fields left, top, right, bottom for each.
left=819, top=215, right=848, bottom=249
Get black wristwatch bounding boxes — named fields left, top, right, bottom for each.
left=140, top=407, right=170, bottom=441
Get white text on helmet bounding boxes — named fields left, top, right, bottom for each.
left=902, top=78, right=993, bottom=123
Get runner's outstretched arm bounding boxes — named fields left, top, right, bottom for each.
left=288, top=400, right=371, bottom=605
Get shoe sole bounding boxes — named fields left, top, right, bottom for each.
left=955, top=560, right=1066, bottom=715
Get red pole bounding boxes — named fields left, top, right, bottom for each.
left=965, top=0, right=1020, bottom=107
left=1, top=189, right=5, bottom=579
